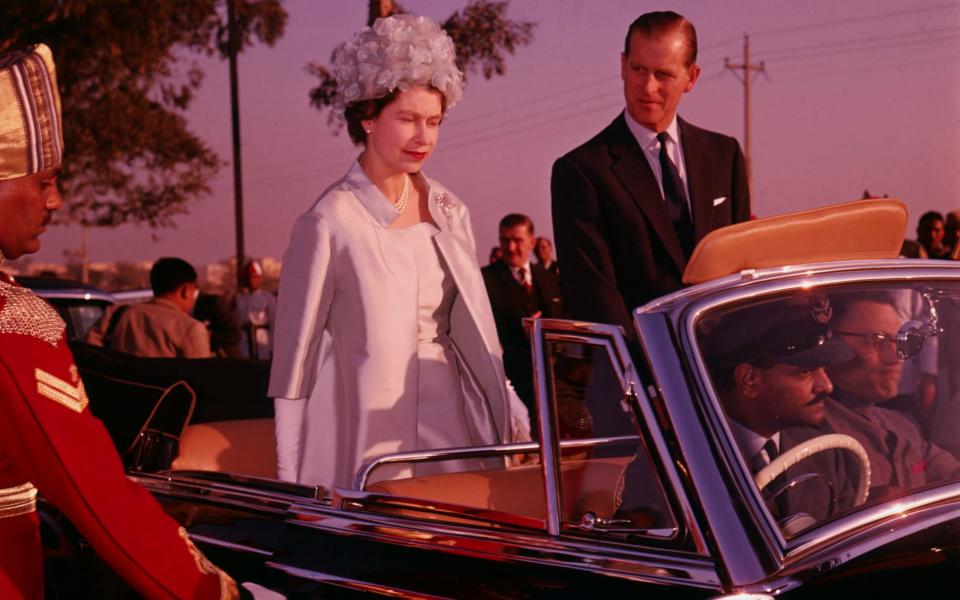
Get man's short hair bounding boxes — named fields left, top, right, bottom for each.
left=499, top=213, right=534, bottom=235
left=624, top=11, right=698, bottom=67
left=150, top=257, right=197, bottom=296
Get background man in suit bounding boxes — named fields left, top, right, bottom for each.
left=552, top=10, right=750, bottom=340
left=533, top=236, right=559, bottom=277
left=704, top=301, right=858, bottom=524
left=482, top=214, right=565, bottom=418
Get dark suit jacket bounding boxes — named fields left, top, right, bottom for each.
left=481, top=261, right=565, bottom=411
left=551, top=113, right=750, bottom=339
left=776, top=426, right=859, bottom=525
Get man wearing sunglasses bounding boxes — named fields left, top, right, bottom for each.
left=825, top=292, right=960, bottom=499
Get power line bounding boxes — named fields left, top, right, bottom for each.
left=748, top=2, right=958, bottom=38
left=766, top=33, right=960, bottom=65
left=756, top=26, right=960, bottom=59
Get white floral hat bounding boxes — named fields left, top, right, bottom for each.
left=332, top=14, right=464, bottom=110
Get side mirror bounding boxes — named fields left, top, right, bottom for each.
left=896, top=320, right=927, bottom=360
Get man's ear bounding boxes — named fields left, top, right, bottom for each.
left=733, top=363, right=760, bottom=398
left=684, top=63, right=701, bottom=93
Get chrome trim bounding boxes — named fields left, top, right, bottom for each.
left=532, top=318, right=564, bottom=536
left=607, top=325, right=706, bottom=553
left=732, top=493, right=960, bottom=595
left=166, top=469, right=323, bottom=500
left=285, top=501, right=722, bottom=591
left=188, top=533, right=274, bottom=557
left=263, top=562, right=450, bottom=598
left=130, top=472, right=322, bottom=514
left=335, top=488, right=544, bottom=531
left=639, top=259, right=960, bottom=314
left=634, top=311, right=770, bottom=585
left=536, top=319, right=704, bottom=552
left=355, top=436, right=638, bottom=491
left=786, top=480, right=960, bottom=560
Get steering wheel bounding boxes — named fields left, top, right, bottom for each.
left=754, top=433, right=871, bottom=507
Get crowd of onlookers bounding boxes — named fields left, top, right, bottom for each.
left=901, top=210, right=960, bottom=260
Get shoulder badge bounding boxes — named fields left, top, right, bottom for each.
left=35, top=365, right=88, bottom=413
left=0, top=280, right=66, bottom=345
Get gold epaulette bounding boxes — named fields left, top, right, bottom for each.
left=0, top=482, right=37, bottom=519
left=0, top=280, right=65, bottom=345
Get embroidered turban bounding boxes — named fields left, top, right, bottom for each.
left=0, top=44, right=63, bottom=181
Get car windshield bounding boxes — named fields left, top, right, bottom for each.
left=696, top=280, right=960, bottom=539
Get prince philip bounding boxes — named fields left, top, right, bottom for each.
left=551, top=11, right=750, bottom=339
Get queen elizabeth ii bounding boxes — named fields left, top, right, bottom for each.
left=268, top=15, right=530, bottom=489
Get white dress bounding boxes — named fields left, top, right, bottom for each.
left=268, top=161, right=529, bottom=490
left=385, top=222, right=497, bottom=479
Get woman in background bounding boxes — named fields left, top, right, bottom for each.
left=268, top=15, right=529, bottom=489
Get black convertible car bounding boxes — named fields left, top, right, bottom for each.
left=42, top=200, right=960, bottom=597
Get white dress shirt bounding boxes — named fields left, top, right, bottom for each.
left=729, top=418, right=781, bottom=469
left=623, top=111, right=692, bottom=213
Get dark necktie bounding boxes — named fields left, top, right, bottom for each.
left=758, top=439, right=790, bottom=516
left=750, top=440, right=779, bottom=473
left=657, top=132, right=694, bottom=257
left=763, top=439, right=779, bottom=462
left=517, top=267, right=532, bottom=296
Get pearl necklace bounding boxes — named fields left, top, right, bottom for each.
left=394, top=173, right=410, bottom=214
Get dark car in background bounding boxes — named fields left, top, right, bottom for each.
left=39, top=200, right=960, bottom=597
left=18, top=276, right=115, bottom=341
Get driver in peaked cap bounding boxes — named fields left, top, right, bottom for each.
left=703, top=298, right=860, bottom=523
left=0, top=44, right=262, bottom=599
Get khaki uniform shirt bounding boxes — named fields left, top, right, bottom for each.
left=86, top=298, right=211, bottom=358
left=824, top=394, right=960, bottom=494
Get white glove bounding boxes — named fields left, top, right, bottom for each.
left=505, top=378, right=533, bottom=443
left=273, top=397, right=306, bottom=482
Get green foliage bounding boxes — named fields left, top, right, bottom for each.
left=442, top=0, right=535, bottom=79
left=0, top=0, right=287, bottom=228
left=307, top=0, right=535, bottom=131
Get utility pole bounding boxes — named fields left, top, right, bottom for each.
left=724, top=34, right=766, bottom=188
left=80, top=224, right=88, bottom=284
left=227, top=0, right=246, bottom=283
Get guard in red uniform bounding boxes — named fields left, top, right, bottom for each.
left=0, top=44, right=239, bottom=599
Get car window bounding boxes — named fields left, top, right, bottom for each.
left=71, top=302, right=108, bottom=340
left=545, top=338, right=676, bottom=540
left=695, top=282, right=960, bottom=540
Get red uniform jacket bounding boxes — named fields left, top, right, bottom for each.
left=0, top=275, right=236, bottom=599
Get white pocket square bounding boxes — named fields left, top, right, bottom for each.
left=712, top=196, right=727, bottom=207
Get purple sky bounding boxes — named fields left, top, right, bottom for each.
left=28, top=0, right=960, bottom=268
